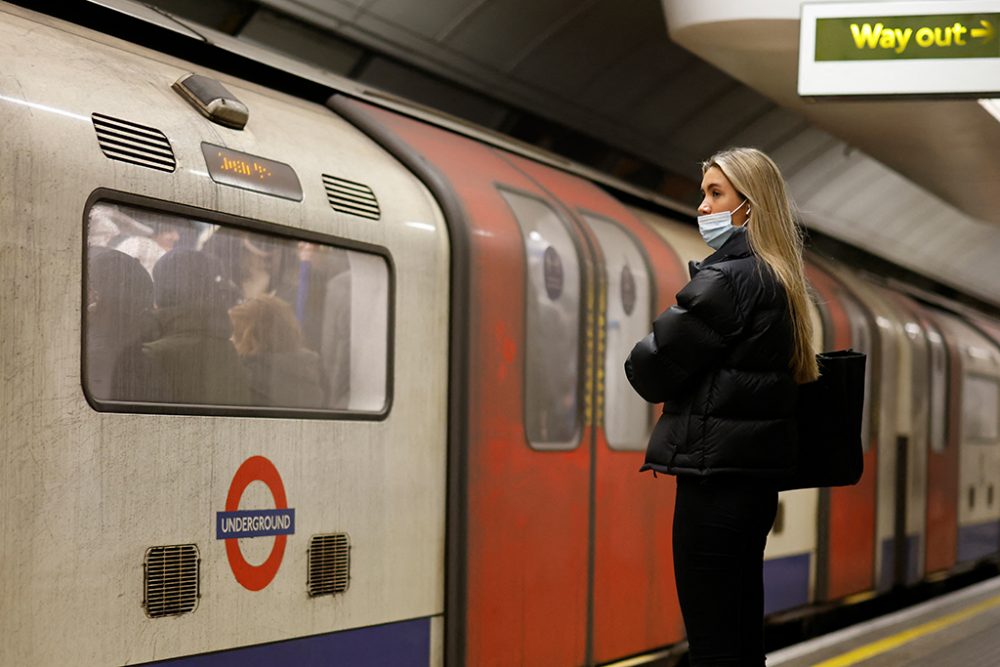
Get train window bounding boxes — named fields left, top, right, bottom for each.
left=500, top=190, right=582, bottom=450
left=84, top=201, right=390, bottom=416
left=926, top=324, right=949, bottom=452
left=579, top=212, right=652, bottom=451
left=962, top=375, right=999, bottom=443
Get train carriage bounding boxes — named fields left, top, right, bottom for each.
left=932, top=311, right=1000, bottom=565
left=3, top=1, right=1000, bottom=665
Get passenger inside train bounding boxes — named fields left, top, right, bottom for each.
left=84, top=202, right=388, bottom=412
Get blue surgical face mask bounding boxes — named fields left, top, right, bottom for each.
left=697, top=199, right=748, bottom=249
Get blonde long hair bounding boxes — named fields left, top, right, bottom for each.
left=703, top=147, right=819, bottom=384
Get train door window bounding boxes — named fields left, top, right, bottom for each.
left=962, top=375, right=999, bottom=444
left=579, top=212, right=652, bottom=451
left=499, top=190, right=582, bottom=450
left=84, top=200, right=390, bottom=416
left=841, top=294, right=874, bottom=452
left=926, top=322, right=949, bottom=452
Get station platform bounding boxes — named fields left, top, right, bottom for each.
left=767, top=576, right=1000, bottom=666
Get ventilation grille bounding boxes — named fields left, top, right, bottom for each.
left=322, top=175, right=380, bottom=220
left=143, top=544, right=200, bottom=618
left=308, top=533, right=351, bottom=597
left=92, top=113, right=176, bottom=173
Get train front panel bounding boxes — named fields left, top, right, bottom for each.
left=0, top=4, right=449, bottom=664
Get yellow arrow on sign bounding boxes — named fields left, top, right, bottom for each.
left=971, top=19, right=995, bottom=44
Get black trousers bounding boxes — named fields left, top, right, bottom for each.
left=673, top=476, right=778, bottom=666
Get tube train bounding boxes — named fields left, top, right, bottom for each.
left=2, top=2, right=999, bottom=665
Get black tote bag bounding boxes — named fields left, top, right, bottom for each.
left=776, top=350, right=867, bottom=491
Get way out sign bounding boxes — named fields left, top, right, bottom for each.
left=799, top=1, right=1000, bottom=97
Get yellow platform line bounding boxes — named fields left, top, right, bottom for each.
left=813, top=593, right=1000, bottom=667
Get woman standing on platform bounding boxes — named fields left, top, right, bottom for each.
left=625, top=147, right=819, bottom=665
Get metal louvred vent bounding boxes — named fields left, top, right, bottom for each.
left=143, top=544, right=200, bottom=618
left=307, top=533, right=350, bottom=597
left=92, top=113, right=176, bottom=172
left=322, top=174, right=380, bottom=220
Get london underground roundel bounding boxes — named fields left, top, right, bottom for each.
left=215, top=456, right=295, bottom=591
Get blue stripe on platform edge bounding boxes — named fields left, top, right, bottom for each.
left=763, top=553, right=810, bottom=615
left=958, top=521, right=1000, bottom=563
left=140, top=617, right=431, bottom=666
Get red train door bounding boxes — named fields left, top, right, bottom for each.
left=503, top=154, right=688, bottom=663
left=333, top=99, right=595, bottom=666
left=921, top=308, right=960, bottom=574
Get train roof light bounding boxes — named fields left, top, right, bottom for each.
left=172, top=73, right=248, bottom=130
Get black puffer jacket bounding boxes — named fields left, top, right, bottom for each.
left=625, top=227, right=798, bottom=478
